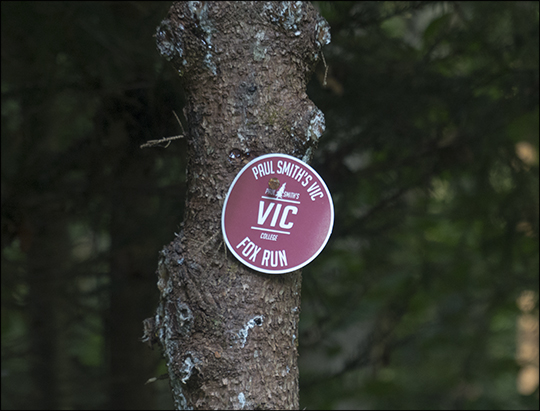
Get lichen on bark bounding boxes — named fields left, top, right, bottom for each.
left=147, top=2, right=330, bottom=409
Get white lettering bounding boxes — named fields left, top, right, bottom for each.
left=278, top=250, right=287, bottom=266
left=258, top=201, right=274, bottom=225
left=295, top=169, right=306, bottom=183
left=260, top=232, right=278, bottom=241
left=236, top=237, right=250, bottom=249
left=252, top=161, right=275, bottom=180
left=307, top=182, right=324, bottom=201
left=279, top=205, right=298, bottom=229
left=261, top=250, right=288, bottom=267
left=270, top=203, right=282, bottom=227
left=270, top=250, right=278, bottom=267
left=279, top=161, right=292, bottom=176
left=307, top=182, right=319, bottom=193
left=248, top=244, right=261, bottom=261
left=257, top=163, right=265, bottom=178
left=261, top=250, right=270, bottom=266
left=236, top=237, right=261, bottom=263
left=291, top=164, right=300, bottom=180
left=241, top=241, right=255, bottom=257
left=257, top=200, right=298, bottom=231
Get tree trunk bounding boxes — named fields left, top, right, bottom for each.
left=145, top=2, right=330, bottom=409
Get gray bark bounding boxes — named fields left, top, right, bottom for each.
left=145, top=2, right=330, bottom=409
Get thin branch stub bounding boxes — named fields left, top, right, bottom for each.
left=140, top=110, right=186, bottom=149
left=140, top=134, right=184, bottom=149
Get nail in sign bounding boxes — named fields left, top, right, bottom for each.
left=222, top=153, right=334, bottom=274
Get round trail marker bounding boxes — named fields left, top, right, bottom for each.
left=222, top=153, right=334, bottom=274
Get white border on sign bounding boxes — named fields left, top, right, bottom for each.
left=221, top=153, right=334, bottom=274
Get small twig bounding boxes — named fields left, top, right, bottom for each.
left=144, top=373, right=169, bottom=385
left=140, top=134, right=184, bottom=149
left=173, top=110, right=186, bottom=134
left=140, top=111, right=186, bottom=149
left=321, top=51, right=328, bottom=87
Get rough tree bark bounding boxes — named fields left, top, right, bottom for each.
left=144, top=2, right=330, bottom=409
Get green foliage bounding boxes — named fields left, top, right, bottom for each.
left=300, top=1, right=539, bottom=409
left=1, top=2, right=181, bottom=409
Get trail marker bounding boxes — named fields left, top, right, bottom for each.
left=222, top=153, right=334, bottom=274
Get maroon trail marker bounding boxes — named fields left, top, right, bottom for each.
left=222, top=153, right=334, bottom=274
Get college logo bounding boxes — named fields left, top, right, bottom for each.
left=222, top=153, right=334, bottom=274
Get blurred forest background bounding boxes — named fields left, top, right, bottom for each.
left=1, top=1, right=538, bottom=410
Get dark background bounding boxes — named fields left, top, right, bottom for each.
left=2, top=2, right=538, bottom=409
